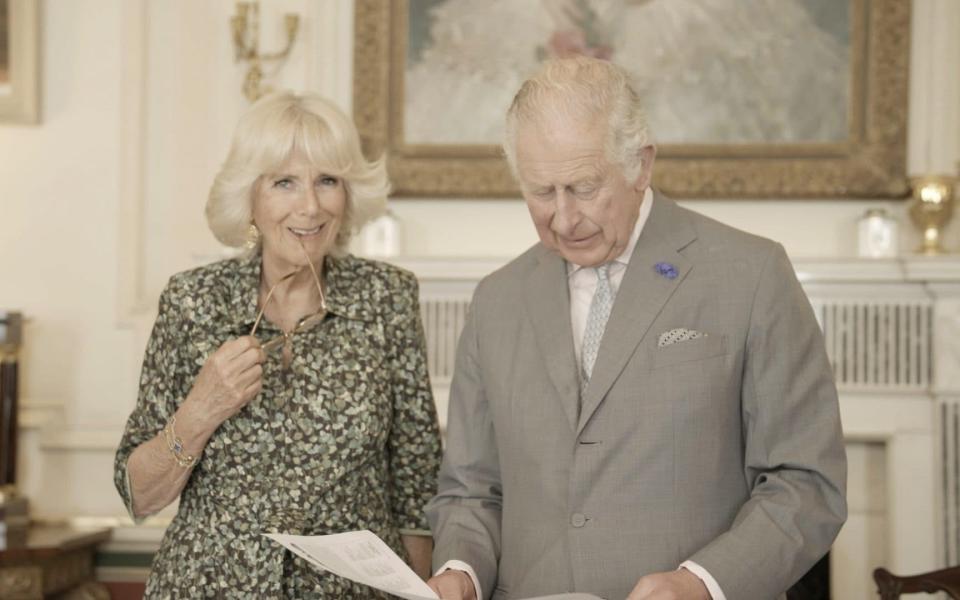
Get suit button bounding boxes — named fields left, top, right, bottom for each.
left=571, top=513, right=587, bottom=528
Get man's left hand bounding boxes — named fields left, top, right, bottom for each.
left=626, top=568, right=711, bottom=600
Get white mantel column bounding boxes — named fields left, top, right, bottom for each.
left=909, top=0, right=960, bottom=176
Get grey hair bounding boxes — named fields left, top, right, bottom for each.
left=503, top=57, right=652, bottom=182
left=206, top=91, right=389, bottom=253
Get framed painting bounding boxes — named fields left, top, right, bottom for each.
left=0, top=0, right=39, bottom=123
left=353, top=0, right=910, bottom=198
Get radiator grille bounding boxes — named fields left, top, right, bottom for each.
left=419, top=296, right=470, bottom=383
left=420, top=295, right=936, bottom=392
left=815, top=301, right=933, bottom=390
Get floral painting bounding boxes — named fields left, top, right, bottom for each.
left=403, top=0, right=850, bottom=146
left=353, top=0, right=909, bottom=198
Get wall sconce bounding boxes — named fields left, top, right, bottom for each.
left=231, top=2, right=300, bottom=102
left=908, top=175, right=956, bottom=255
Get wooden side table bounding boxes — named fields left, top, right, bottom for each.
left=0, top=525, right=111, bottom=599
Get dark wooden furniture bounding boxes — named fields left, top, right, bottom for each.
left=0, top=525, right=111, bottom=599
left=788, top=553, right=831, bottom=599
left=0, top=311, right=23, bottom=488
left=874, top=566, right=960, bottom=599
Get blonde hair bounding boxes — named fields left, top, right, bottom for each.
left=206, top=91, right=389, bottom=252
left=503, top=57, right=652, bottom=182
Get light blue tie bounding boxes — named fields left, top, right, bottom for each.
left=581, top=263, right=613, bottom=393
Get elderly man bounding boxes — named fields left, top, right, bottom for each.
left=425, top=57, right=846, bottom=600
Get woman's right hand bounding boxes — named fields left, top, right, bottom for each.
left=184, top=336, right=265, bottom=428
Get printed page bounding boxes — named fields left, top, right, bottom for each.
left=264, top=530, right=439, bottom=600
left=265, top=530, right=605, bottom=600
left=522, top=595, right=605, bottom=600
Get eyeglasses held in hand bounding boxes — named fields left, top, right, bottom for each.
left=249, top=238, right=328, bottom=354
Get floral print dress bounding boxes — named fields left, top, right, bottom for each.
left=114, top=251, right=442, bottom=598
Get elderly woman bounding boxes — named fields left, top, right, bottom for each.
left=114, top=92, right=442, bottom=598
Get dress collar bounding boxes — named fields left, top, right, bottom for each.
left=226, top=249, right=376, bottom=333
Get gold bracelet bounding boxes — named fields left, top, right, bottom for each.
left=163, top=415, right=200, bottom=468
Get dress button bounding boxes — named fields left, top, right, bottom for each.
left=571, top=513, right=587, bottom=528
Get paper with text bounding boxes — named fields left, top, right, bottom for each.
left=265, top=530, right=439, bottom=600
left=264, top=530, right=605, bottom=600
left=524, top=595, right=605, bottom=600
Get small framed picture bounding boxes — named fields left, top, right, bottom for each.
left=0, top=0, right=40, bottom=124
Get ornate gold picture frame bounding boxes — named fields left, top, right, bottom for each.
left=0, top=0, right=39, bottom=124
left=354, top=0, right=909, bottom=199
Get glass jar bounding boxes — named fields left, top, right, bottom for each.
left=858, top=208, right=899, bottom=258
left=360, top=210, right=403, bottom=258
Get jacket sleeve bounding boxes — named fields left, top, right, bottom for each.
left=426, top=280, right=503, bottom=597
left=688, top=243, right=848, bottom=598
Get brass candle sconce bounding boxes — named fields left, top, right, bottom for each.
left=909, top=175, right=956, bottom=255
left=231, top=2, right=300, bottom=102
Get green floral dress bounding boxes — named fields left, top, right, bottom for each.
left=114, top=251, right=442, bottom=598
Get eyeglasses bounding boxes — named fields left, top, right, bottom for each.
left=250, top=238, right=328, bottom=354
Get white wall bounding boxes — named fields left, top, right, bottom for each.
left=388, top=197, right=949, bottom=259
left=0, top=0, right=958, bottom=523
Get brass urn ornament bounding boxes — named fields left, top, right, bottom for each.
left=909, top=175, right=956, bottom=255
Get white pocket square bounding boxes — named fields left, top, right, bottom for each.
left=658, top=328, right=706, bottom=348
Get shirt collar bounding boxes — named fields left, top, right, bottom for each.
left=567, top=186, right=653, bottom=276
left=226, top=249, right=376, bottom=333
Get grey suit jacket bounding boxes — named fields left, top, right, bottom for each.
left=426, top=192, right=847, bottom=600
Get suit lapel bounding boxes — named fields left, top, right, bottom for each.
left=524, top=247, right=580, bottom=433
left=577, top=193, right=697, bottom=434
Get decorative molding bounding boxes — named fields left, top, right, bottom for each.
left=40, top=430, right=120, bottom=452
left=308, top=0, right=354, bottom=111
left=907, top=0, right=960, bottom=174
left=391, top=257, right=510, bottom=281
left=354, top=0, right=911, bottom=198
left=840, top=391, right=936, bottom=441
left=904, top=258, right=960, bottom=282
left=0, top=567, right=42, bottom=597
left=19, top=400, right=63, bottom=431
left=95, top=566, right=151, bottom=584
left=116, top=0, right=149, bottom=325
left=940, top=396, right=960, bottom=565
left=352, top=0, right=390, bottom=153
left=791, top=256, right=960, bottom=284
left=793, top=258, right=905, bottom=283
left=18, top=401, right=116, bottom=450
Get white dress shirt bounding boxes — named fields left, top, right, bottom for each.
left=567, top=187, right=651, bottom=365
left=437, top=188, right=726, bottom=600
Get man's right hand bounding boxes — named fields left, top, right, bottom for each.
left=427, top=570, right=477, bottom=600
